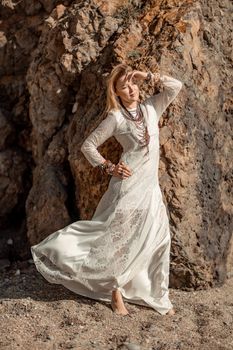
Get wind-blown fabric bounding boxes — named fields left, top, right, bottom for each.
left=31, top=75, right=182, bottom=315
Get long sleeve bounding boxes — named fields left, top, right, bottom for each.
left=145, top=75, right=183, bottom=121
left=80, top=112, right=118, bottom=167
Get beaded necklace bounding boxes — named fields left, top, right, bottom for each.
left=120, top=101, right=150, bottom=154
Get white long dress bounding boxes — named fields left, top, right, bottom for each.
left=31, top=75, right=182, bottom=315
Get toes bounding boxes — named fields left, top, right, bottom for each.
left=166, top=308, right=176, bottom=316
left=111, top=302, right=129, bottom=315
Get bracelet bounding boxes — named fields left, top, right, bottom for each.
left=98, top=162, right=105, bottom=174
left=145, top=71, right=161, bottom=84
left=106, top=162, right=116, bottom=175
left=153, top=72, right=161, bottom=82
left=98, top=160, right=116, bottom=176
left=145, top=71, right=153, bottom=83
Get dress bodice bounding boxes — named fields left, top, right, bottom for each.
left=80, top=75, right=182, bottom=168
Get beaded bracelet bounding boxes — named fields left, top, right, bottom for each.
left=145, top=71, right=161, bottom=84
left=106, top=162, right=116, bottom=175
left=145, top=71, right=153, bottom=82
left=98, top=160, right=116, bottom=176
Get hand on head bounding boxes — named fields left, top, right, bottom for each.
left=123, top=70, right=147, bottom=84
left=124, top=70, right=160, bottom=84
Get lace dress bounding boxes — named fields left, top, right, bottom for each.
left=31, top=75, right=182, bottom=315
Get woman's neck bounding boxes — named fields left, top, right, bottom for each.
left=121, top=101, right=138, bottom=109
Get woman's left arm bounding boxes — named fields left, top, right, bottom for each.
left=145, top=74, right=183, bottom=120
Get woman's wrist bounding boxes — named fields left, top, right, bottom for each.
left=98, top=160, right=116, bottom=175
left=145, top=71, right=154, bottom=82
left=145, top=71, right=161, bottom=84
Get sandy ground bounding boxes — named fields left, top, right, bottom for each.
left=0, top=260, right=232, bottom=350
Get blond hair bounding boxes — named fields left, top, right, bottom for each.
left=104, top=63, right=132, bottom=115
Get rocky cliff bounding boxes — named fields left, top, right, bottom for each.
left=0, top=0, right=232, bottom=290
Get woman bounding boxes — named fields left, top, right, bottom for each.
left=31, top=63, right=182, bottom=316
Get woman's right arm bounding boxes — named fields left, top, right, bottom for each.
left=80, top=112, right=118, bottom=168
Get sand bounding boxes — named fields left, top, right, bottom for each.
left=0, top=260, right=232, bottom=350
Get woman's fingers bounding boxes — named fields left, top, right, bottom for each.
left=123, top=167, right=132, bottom=176
left=118, top=162, right=132, bottom=177
left=118, top=166, right=130, bottom=176
left=127, top=71, right=134, bottom=79
left=129, top=70, right=146, bottom=82
left=118, top=165, right=129, bottom=172
left=124, top=71, right=131, bottom=81
left=124, top=70, right=136, bottom=82
left=120, top=162, right=132, bottom=173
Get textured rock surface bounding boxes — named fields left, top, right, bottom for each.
left=0, top=0, right=232, bottom=289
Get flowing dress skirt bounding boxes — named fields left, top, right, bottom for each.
left=31, top=133, right=173, bottom=315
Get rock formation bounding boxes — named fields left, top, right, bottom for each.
left=0, top=0, right=232, bottom=289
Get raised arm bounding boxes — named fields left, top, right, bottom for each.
left=80, top=112, right=118, bottom=167
left=145, top=74, right=183, bottom=121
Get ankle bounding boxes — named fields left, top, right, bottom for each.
left=112, top=289, right=121, bottom=298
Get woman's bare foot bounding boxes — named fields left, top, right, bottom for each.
left=111, top=289, right=129, bottom=315
left=166, top=308, right=176, bottom=316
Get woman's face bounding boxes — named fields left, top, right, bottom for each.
left=115, top=74, right=139, bottom=106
